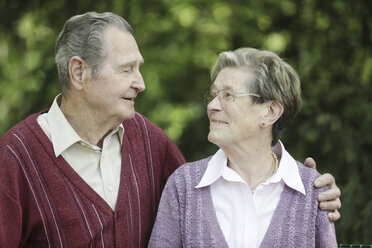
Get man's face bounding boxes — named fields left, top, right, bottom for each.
left=83, top=26, right=145, bottom=125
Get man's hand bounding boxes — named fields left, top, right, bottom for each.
left=304, top=157, right=341, bottom=222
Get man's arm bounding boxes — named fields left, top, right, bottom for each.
left=0, top=189, right=23, bottom=246
left=303, top=157, right=341, bottom=222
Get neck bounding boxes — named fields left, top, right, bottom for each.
left=221, top=139, right=275, bottom=188
left=59, top=94, right=118, bottom=147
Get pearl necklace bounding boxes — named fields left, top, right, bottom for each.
left=250, top=152, right=279, bottom=194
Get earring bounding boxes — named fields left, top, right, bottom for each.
left=260, top=122, right=266, bottom=127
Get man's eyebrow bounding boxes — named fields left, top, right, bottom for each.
left=121, top=60, right=144, bottom=68
left=122, top=62, right=135, bottom=67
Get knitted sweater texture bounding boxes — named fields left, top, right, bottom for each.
left=0, top=111, right=186, bottom=247
left=149, top=157, right=337, bottom=248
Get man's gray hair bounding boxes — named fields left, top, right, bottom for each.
left=55, top=12, right=133, bottom=92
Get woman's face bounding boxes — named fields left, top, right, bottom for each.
left=207, top=67, right=268, bottom=148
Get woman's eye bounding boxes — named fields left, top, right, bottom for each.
left=209, top=92, right=217, bottom=98
left=223, top=92, right=232, bottom=98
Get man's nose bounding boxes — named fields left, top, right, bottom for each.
left=132, top=70, right=145, bottom=92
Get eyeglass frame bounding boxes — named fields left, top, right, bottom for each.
left=204, top=88, right=261, bottom=105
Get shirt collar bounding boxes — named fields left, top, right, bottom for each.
left=196, top=149, right=227, bottom=188
left=195, top=141, right=306, bottom=195
left=272, top=141, right=306, bottom=195
left=48, top=94, right=124, bottom=157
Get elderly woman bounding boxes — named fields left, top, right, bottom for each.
left=149, top=48, right=337, bottom=247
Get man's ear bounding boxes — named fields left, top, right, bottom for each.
left=263, top=101, right=284, bottom=126
left=68, top=56, right=89, bottom=90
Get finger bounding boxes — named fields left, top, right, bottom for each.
left=327, top=210, right=341, bottom=222
left=304, top=157, right=316, bottom=169
left=318, top=186, right=341, bottom=201
left=314, top=173, right=335, bottom=188
left=319, top=199, right=341, bottom=211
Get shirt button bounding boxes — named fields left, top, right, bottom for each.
left=107, top=186, right=113, bottom=192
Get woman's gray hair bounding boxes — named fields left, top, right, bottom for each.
left=211, top=47, right=302, bottom=146
left=55, top=12, right=133, bottom=92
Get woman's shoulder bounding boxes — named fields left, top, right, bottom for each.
left=296, top=162, right=329, bottom=194
left=296, top=162, right=321, bottom=179
left=168, top=156, right=212, bottom=187
left=174, top=156, right=212, bottom=176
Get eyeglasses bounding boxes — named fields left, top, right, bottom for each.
left=204, top=89, right=261, bottom=104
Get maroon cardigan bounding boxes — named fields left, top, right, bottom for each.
left=0, top=111, right=185, bottom=247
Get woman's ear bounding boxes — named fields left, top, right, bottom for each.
left=68, top=56, right=90, bottom=90
left=263, top=101, right=284, bottom=126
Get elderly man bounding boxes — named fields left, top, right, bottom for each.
left=0, top=12, right=340, bottom=247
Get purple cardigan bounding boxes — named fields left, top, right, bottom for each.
left=149, top=157, right=337, bottom=247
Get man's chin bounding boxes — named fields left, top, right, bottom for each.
left=121, top=109, right=136, bottom=121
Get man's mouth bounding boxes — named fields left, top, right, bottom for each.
left=122, top=97, right=135, bottom=101
left=211, top=119, right=228, bottom=124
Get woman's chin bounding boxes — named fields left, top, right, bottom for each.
left=208, top=133, right=225, bottom=146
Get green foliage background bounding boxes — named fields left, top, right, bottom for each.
left=0, top=0, right=371, bottom=244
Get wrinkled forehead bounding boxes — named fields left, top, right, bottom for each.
left=104, top=26, right=144, bottom=64
left=211, top=66, right=256, bottom=91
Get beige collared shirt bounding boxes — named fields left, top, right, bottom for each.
left=37, top=94, right=124, bottom=211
